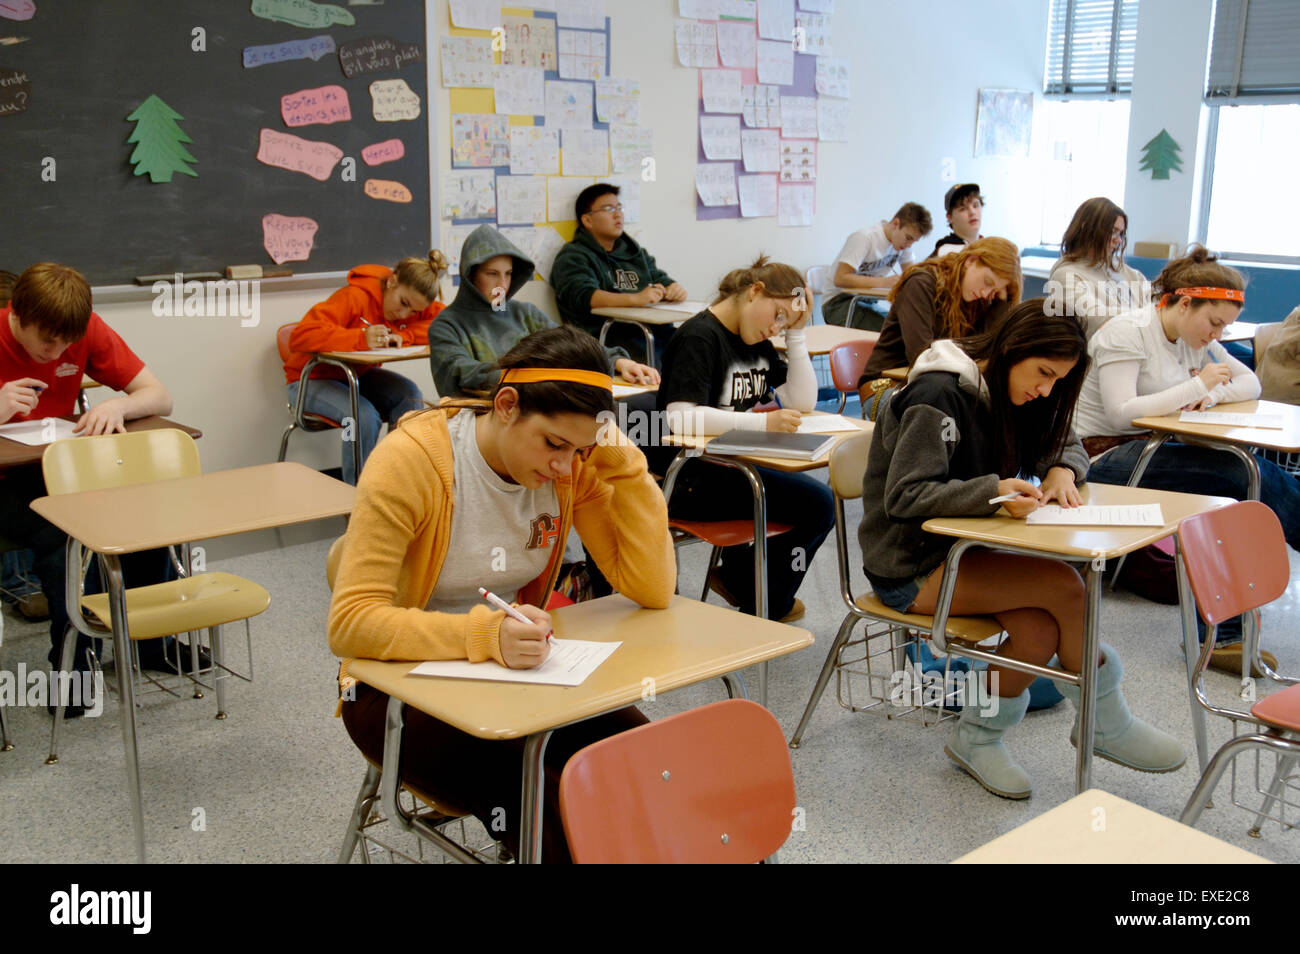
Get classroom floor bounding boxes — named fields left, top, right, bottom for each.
left=3, top=419, right=1300, bottom=863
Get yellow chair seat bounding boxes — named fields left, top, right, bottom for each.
left=853, top=594, right=1004, bottom=646
left=80, top=572, right=271, bottom=640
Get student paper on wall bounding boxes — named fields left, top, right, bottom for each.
left=440, top=169, right=497, bottom=220
left=738, top=173, right=777, bottom=217
left=779, top=95, right=816, bottom=139
left=547, top=175, right=595, bottom=222
left=797, top=0, right=832, bottom=11
left=701, top=69, right=743, bottom=114
left=815, top=57, right=849, bottom=97
left=742, top=84, right=780, bottom=127
left=502, top=16, right=557, bottom=71
left=609, top=124, right=653, bottom=174
left=442, top=223, right=480, bottom=277
left=716, top=20, right=756, bottom=67
left=817, top=99, right=849, bottom=141
left=449, top=0, right=501, bottom=30
left=794, top=13, right=831, bottom=55
left=496, top=175, right=548, bottom=225
left=452, top=113, right=510, bottom=167
left=557, top=0, right=605, bottom=29
left=562, top=128, right=609, bottom=176
left=757, top=0, right=794, bottom=41
left=545, top=80, right=594, bottom=129
left=719, top=0, right=756, bottom=19
left=439, top=36, right=493, bottom=88
left=975, top=88, right=1033, bottom=158
left=558, top=28, right=605, bottom=81
left=493, top=65, right=545, bottom=116
left=700, top=115, right=741, bottom=160
left=674, top=19, right=717, bottom=68
left=779, top=138, right=816, bottom=182
left=501, top=225, right=567, bottom=280
left=696, top=162, right=739, bottom=206
left=740, top=128, right=779, bottom=171
left=509, top=126, right=560, bottom=175
left=756, top=39, right=793, bottom=85
left=603, top=176, right=641, bottom=222
left=680, top=0, right=720, bottom=17
left=595, top=77, right=640, bottom=124
left=778, top=183, right=814, bottom=226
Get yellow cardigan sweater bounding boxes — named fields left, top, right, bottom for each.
left=329, top=406, right=675, bottom=690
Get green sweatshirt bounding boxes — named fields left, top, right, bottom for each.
left=429, top=225, right=627, bottom=396
left=549, top=226, right=675, bottom=336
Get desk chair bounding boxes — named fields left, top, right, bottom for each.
left=44, top=430, right=269, bottom=763
left=790, top=431, right=1008, bottom=744
left=328, top=537, right=502, bottom=864
left=1177, top=501, right=1300, bottom=836
left=829, top=341, right=876, bottom=416
left=559, top=698, right=795, bottom=863
left=275, top=323, right=362, bottom=479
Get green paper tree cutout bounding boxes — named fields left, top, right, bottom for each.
left=126, top=95, right=198, bottom=183
left=1139, top=128, right=1183, bottom=180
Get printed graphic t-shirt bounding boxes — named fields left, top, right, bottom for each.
left=425, top=410, right=560, bottom=615
left=825, top=221, right=914, bottom=292
left=658, top=309, right=788, bottom=411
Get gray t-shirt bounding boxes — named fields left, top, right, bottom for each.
left=425, top=411, right=560, bottom=614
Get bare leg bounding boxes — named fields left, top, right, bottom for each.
left=910, top=552, right=1088, bottom=696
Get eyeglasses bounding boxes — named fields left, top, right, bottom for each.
left=591, top=204, right=623, bottom=215
left=1111, top=228, right=1127, bottom=239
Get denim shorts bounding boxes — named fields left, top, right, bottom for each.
left=868, top=569, right=935, bottom=613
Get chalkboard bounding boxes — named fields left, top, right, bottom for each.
left=0, top=0, right=430, bottom=286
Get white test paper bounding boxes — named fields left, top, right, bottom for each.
left=756, top=39, right=793, bottom=85
left=0, top=417, right=79, bottom=446
left=328, top=345, right=429, bottom=360
left=717, top=20, right=756, bottom=67
left=741, top=128, right=780, bottom=171
left=702, top=69, right=743, bottom=113
left=797, top=414, right=859, bottom=433
left=409, top=638, right=622, bottom=687
left=561, top=128, right=609, bottom=175
left=738, top=173, right=777, bottom=217
left=1025, top=504, right=1165, bottom=527
left=674, top=19, right=718, bottom=68
left=696, top=162, right=739, bottom=206
left=700, top=115, right=741, bottom=160
left=1178, top=410, right=1285, bottom=429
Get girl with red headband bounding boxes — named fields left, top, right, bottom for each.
left=328, top=325, right=675, bottom=862
left=1075, top=246, right=1300, bottom=674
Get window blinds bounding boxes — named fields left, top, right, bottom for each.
left=1044, top=0, right=1139, bottom=97
left=1206, top=0, right=1300, bottom=103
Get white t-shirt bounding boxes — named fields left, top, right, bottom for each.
left=1047, top=258, right=1151, bottom=340
left=1073, top=303, right=1260, bottom=438
left=824, top=221, right=913, bottom=293
left=425, top=410, right=560, bottom=614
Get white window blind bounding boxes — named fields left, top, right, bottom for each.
left=1044, top=0, right=1139, bottom=97
left=1206, top=0, right=1300, bottom=103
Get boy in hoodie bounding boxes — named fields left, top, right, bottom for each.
left=429, top=224, right=657, bottom=398
left=928, top=183, right=984, bottom=259
left=285, top=252, right=448, bottom=485
left=549, top=184, right=688, bottom=364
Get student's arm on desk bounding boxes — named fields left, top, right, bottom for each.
left=590, top=287, right=665, bottom=308
left=0, top=377, right=45, bottom=424
left=1202, top=342, right=1261, bottom=407
left=328, top=436, right=509, bottom=666
left=833, top=262, right=896, bottom=291
left=1095, top=359, right=1208, bottom=431
left=571, top=437, right=675, bottom=608
left=289, top=287, right=371, bottom=354
left=76, top=367, right=172, bottom=436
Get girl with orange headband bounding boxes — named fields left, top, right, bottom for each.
left=1075, top=247, right=1300, bottom=675
left=328, top=325, right=675, bottom=863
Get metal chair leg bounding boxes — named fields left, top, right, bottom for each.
left=789, top=610, right=860, bottom=748
left=1180, top=733, right=1298, bottom=827
left=277, top=421, right=297, bottom=463
left=699, top=546, right=723, bottom=602
left=0, top=696, right=12, bottom=751
left=338, top=764, right=382, bottom=863
left=1249, top=751, right=1299, bottom=836
left=211, top=625, right=228, bottom=720
left=46, top=625, right=80, bottom=765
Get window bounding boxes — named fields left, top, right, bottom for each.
left=1035, top=99, right=1131, bottom=247
left=1202, top=104, right=1300, bottom=259
left=1044, top=0, right=1140, bottom=97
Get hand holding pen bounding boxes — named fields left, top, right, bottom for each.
left=989, top=478, right=1042, bottom=519
left=480, top=587, right=553, bottom=670
left=0, top=377, right=46, bottom=421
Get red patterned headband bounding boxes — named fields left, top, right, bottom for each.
left=1160, top=286, right=1245, bottom=308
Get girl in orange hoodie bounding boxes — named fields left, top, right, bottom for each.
left=285, top=251, right=448, bottom=484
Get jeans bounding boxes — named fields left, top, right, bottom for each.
left=667, top=460, right=835, bottom=619
left=1088, top=440, right=1300, bottom=644
left=287, top=368, right=424, bottom=485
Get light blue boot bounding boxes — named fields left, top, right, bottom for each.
left=943, top=685, right=1032, bottom=799
left=1056, top=643, right=1185, bottom=773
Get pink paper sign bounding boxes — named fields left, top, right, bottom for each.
left=256, top=128, right=343, bottom=181
left=361, top=138, right=405, bottom=166
left=363, top=178, right=412, bottom=203
left=262, top=213, right=319, bottom=265
left=281, top=85, right=351, bottom=127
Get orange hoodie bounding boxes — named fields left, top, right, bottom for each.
left=284, top=265, right=445, bottom=383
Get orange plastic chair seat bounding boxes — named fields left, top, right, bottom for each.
left=1252, top=683, right=1300, bottom=734
left=669, top=519, right=795, bottom=548
left=80, top=572, right=271, bottom=641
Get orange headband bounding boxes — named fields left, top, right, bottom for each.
left=499, top=368, right=613, bottom=391
left=1160, top=286, right=1246, bottom=307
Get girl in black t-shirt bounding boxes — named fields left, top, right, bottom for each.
left=656, top=256, right=833, bottom=623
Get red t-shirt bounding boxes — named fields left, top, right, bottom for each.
left=0, top=306, right=145, bottom=421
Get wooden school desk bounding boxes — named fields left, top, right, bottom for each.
left=922, top=482, right=1232, bottom=792
left=295, top=345, right=431, bottom=479
left=31, top=462, right=356, bottom=864
left=881, top=366, right=909, bottom=383
left=346, top=593, right=814, bottom=864
left=590, top=299, right=708, bottom=366
left=659, top=412, right=871, bottom=704
left=0, top=416, right=203, bottom=472
left=771, top=325, right=879, bottom=357
left=952, top=789, right=1269, bottom=864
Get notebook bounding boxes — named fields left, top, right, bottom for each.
left=705, top=429, right=836, bottom=461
